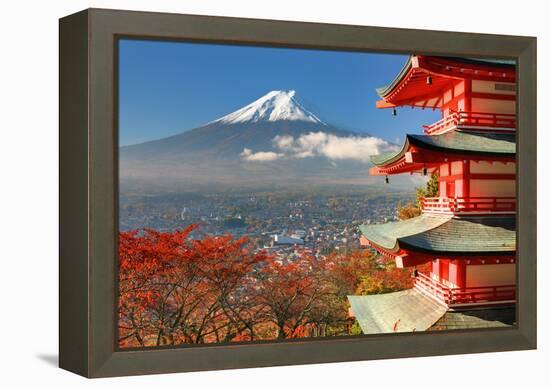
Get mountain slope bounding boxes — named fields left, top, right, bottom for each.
left=119, top=90, right=401, bottom=190
left=121, top=120, right=354, bottom=161
left=121, top=90, right=353, bottom=161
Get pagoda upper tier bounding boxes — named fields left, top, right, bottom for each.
left=348, top=56, right=518, bottom=327
left=369, top=131, right=515, bottom=175
left=359, top=214, right=515, bottom=268
left=377, top=56, right=516, bottom=135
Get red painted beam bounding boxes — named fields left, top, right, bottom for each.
left=395, top=254, right=433, bottom=268
left=417, top=56, right=516, bottom=82
left=376, top=99, right=397, bottom=109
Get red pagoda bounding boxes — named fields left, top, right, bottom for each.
left=348, top=56, right=517, bottom=333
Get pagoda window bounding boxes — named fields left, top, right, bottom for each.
left=454, top=81, right=465, bottom=98
left=439, top=164, right=449, bottom=176
left=450, top=161, right=463, bottom=175
left=443, top=89, right=453, bottom=105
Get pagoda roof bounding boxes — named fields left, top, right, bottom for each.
left=429, top=306, right=515, bottom=330
left=348, top=289, right=448, bottom=334
left=446, top=57, right=516, bottom=67
left=348, top=290, right=515, bottom=334
left=371, top=131, right=516, bottom=168
left=376, top=57, right=415, bottom=98
left=359, top=214, right=515, bottom=255
left=376, top=55, right=516, bottom=109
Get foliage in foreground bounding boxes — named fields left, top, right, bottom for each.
left=118, top=226, right=413, bottom=347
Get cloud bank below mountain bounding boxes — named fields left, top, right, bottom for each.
left=241, top=131, right=397, bottom=163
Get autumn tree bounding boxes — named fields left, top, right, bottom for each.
left=118, top=226, right=271, bottom=347
left=356, top=254, right=415, bottom=295
left=118, top=225, right=199, bottom=347
left=396, top=202, right=421, bottom=220
left=185, top=235, right=271, bottom=342
left=398, top=172, right=439, bottom=220
left=118, top=226, right=418, bottom=348
left=254, top=252, right=336, bottom=339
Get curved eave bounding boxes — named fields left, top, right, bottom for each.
left=360, top=215, right=516, bottom=257
left=397, top=241, right=516, bottom=257
left=369, top=131, right=516, bottom=173
left=376, top=57, right=414, bottom=98
left=407, top=132, right=516, bottom=157
left=376, top=55, right=516, bottom=106
left=370, top=137, right=412, bottom=167
left=359, top=214, right=451, bottom=253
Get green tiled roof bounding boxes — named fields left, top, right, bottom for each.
left=429, top=306, right=515, bottom=330
left=349, top=291, right=515, bottom=334
left=359, top=214, right=450, bottom=252
left=450, top=57, right=516, bottom=67
left=360, top=214, right=516, bottom=255
left=348, top=289, right=448, bottom=334
left=376, top=57, right=413, bottom=97
left=371, top=131, right=516, bottom=167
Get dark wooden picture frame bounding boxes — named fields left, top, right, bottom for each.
left=59, top=8, right=537, bottom=378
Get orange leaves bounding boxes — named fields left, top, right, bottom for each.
left=355, top=253, right=415, bottom=295
left=118, top=227, right=414, bottom=347
left=118, top=225, right=273, bottom=347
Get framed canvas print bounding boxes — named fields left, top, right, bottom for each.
left=59, top=8, right=537, bottom=378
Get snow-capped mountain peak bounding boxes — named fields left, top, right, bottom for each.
left=212, top=90, right=326, bottom=125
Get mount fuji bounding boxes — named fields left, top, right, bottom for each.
left=211, top=90, right=325, bottom=125
left=120, top=90, right=398, bottom=191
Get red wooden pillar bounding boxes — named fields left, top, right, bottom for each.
left=439, top=259, right=450, bottom=282
left=451, top=259, right=467, bottom=288
left=464, top=79, right=472, bottom=113
left=463, top=160, right=470, bottom=198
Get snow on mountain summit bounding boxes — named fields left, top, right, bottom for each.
left=212, top=90, right=326, bottom=125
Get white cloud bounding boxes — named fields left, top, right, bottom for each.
left=273, top=135, right=295, bottom=150
left=240, top=148, right=284, bottom=162
left=241, top=132, right=396, bottom=162
left=241, top=131, right=398, bottom=163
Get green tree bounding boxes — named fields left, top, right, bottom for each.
left=397, top=172, right=439, bottom=220
left=415, top=172, right=439, bottom=204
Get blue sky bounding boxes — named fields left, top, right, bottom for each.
left=118, top=39, right=440, bottom=146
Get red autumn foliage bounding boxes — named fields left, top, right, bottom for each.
left=118, top=225, right=414, bottom=347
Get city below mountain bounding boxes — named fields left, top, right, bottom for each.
left=119, top=90, right=410, bottom=192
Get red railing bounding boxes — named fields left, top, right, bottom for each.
left=414, top=271, right=451, bottom=303
left=421, top=196, right=516, bottom=214
left=414, top=272, right=516, bottom=306
left=423, top=113, right=460, bottom=135
left=423, top=111, right=516, bottom=135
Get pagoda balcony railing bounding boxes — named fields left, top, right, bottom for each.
left=421, top=196, right=516, bottom=215
left=423, top=111, right=516, bottom=135
left=414, top=272, right=516, bottom=306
